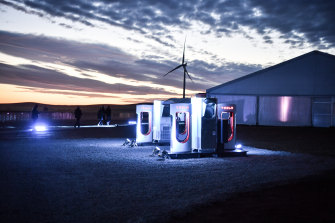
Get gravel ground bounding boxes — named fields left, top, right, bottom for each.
left=237, top=125, right=335, bottom=156
left=169, top=168, right=335, bottom=223
left=1, top=126, right=335, bottom=222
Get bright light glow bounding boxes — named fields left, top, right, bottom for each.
left=34, top=124, right=47, bottom=132
left=128, top=121, right=136, bottom=125
left=235, top=144, right=242, bottom=149
left=280, top=96, right=292, bottom=122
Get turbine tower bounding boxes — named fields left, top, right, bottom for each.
left=164, top=38, right=192, bottom=98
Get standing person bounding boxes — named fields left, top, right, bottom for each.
left=74, top=106, right=82, bottom=128
left=101, top=106, right=106, bottom=125
left=97, top=106, right=105, bottom=126
left=105, top=105, right=111, bottom=125
left=97, top=107, right=102, bottom=125
left=31, top=104, right=39, bottom=123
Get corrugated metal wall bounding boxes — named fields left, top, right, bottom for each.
left=209, top=95, right=257, bottom=125
left=258, top=96, right=311, bottom=126
left=208, top=94, right=335, bottom=127
left=312, top=97, right=334, bottom=127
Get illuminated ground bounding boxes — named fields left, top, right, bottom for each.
left=0, top=126, right=334, bottom=222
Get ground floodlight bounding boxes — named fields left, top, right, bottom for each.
left=129, top=139, right=138, bottom=147
left=122, top=138, right=131, bottom=146
left=152, top=147, right=160, bottom=156
left=128, top=121, right=136, bottom=125
left=234, top=144, right=244, bottom=152
left=34, top=124, right=47, bottom=132
left=235, top=144, right=242, bottom=149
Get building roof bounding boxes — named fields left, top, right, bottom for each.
left=207, top=50, right=335, bottom=96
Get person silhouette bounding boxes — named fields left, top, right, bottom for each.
left=97, top=106, right=105, bottom=125
left=74, top=106, right=82, bottom=128
left=105, top=106, right=111, bottom=125
left=31, top=104, right=39, bottom=123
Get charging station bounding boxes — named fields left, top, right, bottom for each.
left=136, top=104, right=153, bottom=144
left=191, top=97, right=217, bottom=152
left=169, top=103, right=192, bottom=154
left=217, top=103, right=246, bottom=156
left=139, top=98, right=247, bottom=158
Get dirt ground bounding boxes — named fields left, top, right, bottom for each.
left=237, top=125, right=335, bottom=157
left=1, top=125, right=334, bottom=223
left=167, top=168, right=335, bottom=223
left=168, top=125, right=335, bottom=223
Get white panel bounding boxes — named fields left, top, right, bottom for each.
left=191, top=98, right=202, bottom=150
left=209, top=94, right=257, bottom=125
left=259, top=96, right=311, bottom=126
left=153, top=100, right=162, bottom=141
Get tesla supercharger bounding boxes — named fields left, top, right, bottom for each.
left=217, top=104, right=236, bottom=153
left=191, top=97, right=217, bottom=152
left=153, top=100, right=171, bottom=144
left=136, top=104, right=153, bottom=144
left=170, top=103, right=191, bottom=153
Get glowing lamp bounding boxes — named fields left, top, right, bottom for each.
left=235, top=144, right=242, bottom=149
left=128, top=121, right=137, bottom=125
left=34, top=124, right=47, bottom=132
left=152, top=147, right=160, bottom=156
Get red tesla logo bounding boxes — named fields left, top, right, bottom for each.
left=222, top=106, right=234, bottom=110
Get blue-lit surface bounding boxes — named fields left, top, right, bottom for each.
left=1, top=129, right=335, bottom=222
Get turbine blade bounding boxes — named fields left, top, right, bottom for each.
left=182, top=37, right=186, bottom=64
left=185, top=68, right=193, bottom=82
left=163, top=64, right=183, bottom=76
left=187, top=73, right=193, bottom=82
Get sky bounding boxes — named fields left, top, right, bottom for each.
left=0, top=0, right=335, bottom=105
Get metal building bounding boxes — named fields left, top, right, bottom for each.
left=207, top=51, right=335, bottom=127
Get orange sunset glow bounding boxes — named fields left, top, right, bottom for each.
left=1, top=0, right=334, bottom=105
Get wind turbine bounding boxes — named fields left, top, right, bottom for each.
left=163, top=38, right=192, bottom=98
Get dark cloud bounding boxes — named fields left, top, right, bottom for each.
left=0, top=31, right=189, bottom=92
left=0, top=62, right=174, bottom=96
left=19, top=87, right=122, bottom=98
left=58, top=23, right=73, bottom=29
left=2, top=0, right=334, bottom=48
left=0, top=31, right=261, bottom=98
left=250, top=0, right=335, bottom=48
left=0, top=30, right=130, bottom=64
